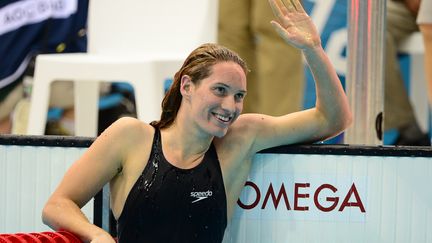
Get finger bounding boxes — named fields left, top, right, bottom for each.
left=270, top=20, right=301, bottom=49
left=268, top=0, right=287, bottom=21
left=279, top=0, right=291, bottom=15
left=270, top=20, right=294, bottom=42
left=269, top=0, right=295, bottom=28
left=282, top=0, right=296, bottom=13
left=290, top=0, right=306, bottom=13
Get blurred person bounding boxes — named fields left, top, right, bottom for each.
left=417, top=0, right=432, bottom=106
left=41, top=0, right=352, bottom=242
left=218, top=0, right=304, bottom=116
left=0, top=0, right=88, bottom=135
left=384, top=0, right=432, bottom=145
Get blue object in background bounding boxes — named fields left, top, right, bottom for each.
left=164, top=78, right=173, bottom=94
left=302, top=0, right=420, bottom=145
left=302, top=0, right=348, bottom=144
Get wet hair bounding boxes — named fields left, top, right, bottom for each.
left=150, top=43, right=248, bottom=129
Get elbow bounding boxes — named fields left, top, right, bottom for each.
left=340, top=108, right=353, bottom=131
left=42, top=201, right=56, bottom=229
left=317, top=98, right=353, bottom=137
left=326, top=107, right=353, bottom=138
left=42, top=198, right=66, bottom=230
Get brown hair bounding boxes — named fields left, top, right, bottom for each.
left=150, top=43, right=248, bottom=129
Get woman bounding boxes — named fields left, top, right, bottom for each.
left=42, top=0, right=352, bottom=242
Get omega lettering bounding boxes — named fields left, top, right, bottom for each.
left=238, top=181, right=366, bottom=213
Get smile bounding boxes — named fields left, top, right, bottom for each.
left=213, top=112, right=232, bottom=123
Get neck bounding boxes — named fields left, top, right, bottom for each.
left=160, top=114, right=213, bottom=168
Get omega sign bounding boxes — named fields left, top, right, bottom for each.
left=235, top=176, right=367, bottom=222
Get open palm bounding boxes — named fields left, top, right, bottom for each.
left=268, top=0, right=321, bottom=50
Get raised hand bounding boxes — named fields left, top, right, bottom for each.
left=268, top=0, right=321, bottom=51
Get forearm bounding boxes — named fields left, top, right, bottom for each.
left=43, top=198, right=112, bottom=243
left=303, top=46, right=352, bottom=130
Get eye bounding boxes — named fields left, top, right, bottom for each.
left=235, top=93, right=245, bottom=102
left=213, top=86, right=227, bottom=96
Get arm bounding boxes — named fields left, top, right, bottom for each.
left=418, top=24, right=432, bottom=106
left=42, top=117, right=140, bottom=242
left=243, top=0, right=352, bottom=152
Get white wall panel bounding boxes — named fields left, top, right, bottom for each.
left=0, top=144, right=93, bottom=233
left=224, top=154, right=432, bottom=243
left=1, top=140, right=431, bottom=242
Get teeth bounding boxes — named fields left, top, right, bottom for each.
left=215, top=113, right=230, bottom=122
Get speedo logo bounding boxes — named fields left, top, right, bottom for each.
left=190, top=190, right=213, bottom=203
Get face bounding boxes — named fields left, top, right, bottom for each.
left=183, top=61, right=247, bottom=138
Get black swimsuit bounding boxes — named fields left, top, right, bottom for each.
left=117, top=127, right=227, bottom=243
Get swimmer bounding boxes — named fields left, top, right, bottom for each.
left=42, top=0, right=352, bottom=242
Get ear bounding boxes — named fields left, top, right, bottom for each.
left=180, top=75, right=193, bottom=97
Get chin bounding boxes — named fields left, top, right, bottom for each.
left=211, top=126, right=229, bottom=138
left=199, top=118, right=232, bottom=138
left=214, top=131, right=227, bottom=138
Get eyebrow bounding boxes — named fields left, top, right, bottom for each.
left=215, top=82, right=247, bottom=94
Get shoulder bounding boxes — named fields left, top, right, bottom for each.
left=90, top=117, right=155, bottom=188
left=216, top=112, right=293, bottom=156
left=103, top=117, right=152, bottom=138
left=95, top=117, right=154, bottom=156
left=214, top=114, right=265, bottom=159
left=224, top=113, right=273, bottom=143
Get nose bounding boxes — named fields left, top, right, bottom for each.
left=220, top=96, right=237, bottom=112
